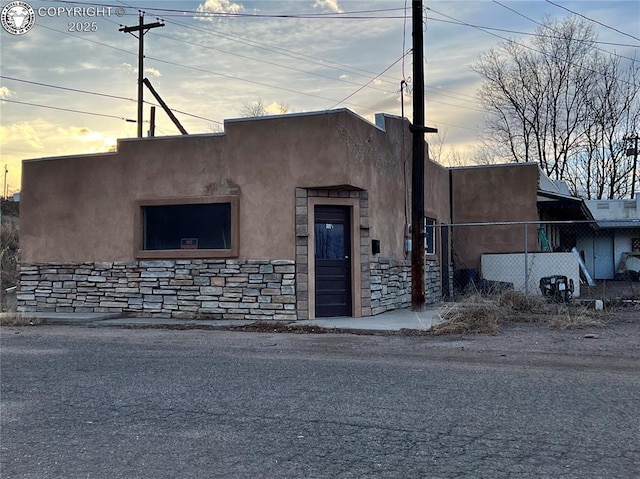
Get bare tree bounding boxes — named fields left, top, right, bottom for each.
left=473, top=15, right=640, bottom=199
left=568, top=54, right=640, bottom=199
left=240, top=99, right=290, bottom=117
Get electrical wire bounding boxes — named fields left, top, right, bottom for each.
left=544, top=0, right=640, bottom=43
left=148, top=21, right=482, bottom=109
left=427, top=6, right=639, bottom=87
left=144, top=55, right=378, bottom=113
left=491, top=0, right=639, bottom=64
left=156, top=17, right=403, bottom=86
left=30, top=22, right=397, bottom=116
left=45, top=0, right=407, bottom=19
left=2, top=98, right=137, bottom=121
left=427, top=15, right=639, bottom=48
left=0, top=76, right=224, bottom=125
left=149, top=31, right=396, bottom=97
left=328, top=53, right=409, bottom=109
left=1, top=75, right=136, bottom=102
left=23, top=1, right=488, bottom=132
left=54, top=0, right=482, bottom=108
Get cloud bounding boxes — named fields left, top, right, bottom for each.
left=314, top=0, right=342, bottom=13
left=0, top=86, right=13, bottom=100
left=197, top=0, right=244, bottom=18
left=56, top=126, right=105, bottom=143
left=119, top=63, right=136, bottom=74
left=49, top=126, right=118, bottom=153
left=145, top=67, right=162, bottom=78
left=265, top=102, right=289, bottom=115
left=119, top=63, right=162, bottom=78
left=0, top=122, right=44, bottom=150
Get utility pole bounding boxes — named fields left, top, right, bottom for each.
left=3, top=164, right=7, bottom=199
left=120, top=13, right=164, bottom=138
left=148, top=106, right=156, bottom=137
left=410, top=0, right=437, bottom=311
left=625, top=135, right=639, bottom=199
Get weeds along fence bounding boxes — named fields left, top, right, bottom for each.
left=433, top=220, right=640, bottom=301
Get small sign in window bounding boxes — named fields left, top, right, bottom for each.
left=181, top=238, right=198, bottom=249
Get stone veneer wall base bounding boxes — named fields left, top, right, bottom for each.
left=369, top=257, right=442, bottom=315
left=18, top=259, right=297, bottom=320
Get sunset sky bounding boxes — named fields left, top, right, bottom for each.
left=1, top=0, right=638, bottom=195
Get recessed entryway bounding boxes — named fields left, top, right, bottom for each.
left=314, top=205, right=352, bottom=317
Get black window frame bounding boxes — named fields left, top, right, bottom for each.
left=425, top=217, right=436, bottom=256
left=135, top=196, right=239, bottom=259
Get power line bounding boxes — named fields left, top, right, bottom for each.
left=158, top=17, right=403, bottom=86
left=27, top=1, right=485, bottom=130
left=46, top=0, right=406, bottom=19
left=147, top=19, right=483, bottom=108
left=1, top=75, right=136, bottom=102
left=428, top=13, right=639, bottom=49
left=491, top=0, right=639, bottom=64
left=329, top=53, right=408, bottom=109
left=544, top=0, right=640, bottom=43
left=38, top=24, right=135, bottom=56
left=149, top=31, right=396, bottom=97
left=32, top=22, right=393, bottom=115
left=108, top=0, right=407, bottom=86
left=83, top=0, right=482, bottom=107
left=149, top=28, right=482, bottom=108
left=2, top=98, right=136, bottom=121
left=0, top=75, right=223, bottom=125
left=143, top=55, right=376, bottom=113
left=426, top=6, right=639, bottom=87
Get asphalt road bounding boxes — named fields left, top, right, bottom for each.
left=1, top=323, right=639, bottom=479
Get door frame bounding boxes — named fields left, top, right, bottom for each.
left=593, top=233, right=615, bottom=280
left=308, top=197, right=361, bottom=319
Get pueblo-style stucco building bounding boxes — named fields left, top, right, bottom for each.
left=18, top=109, right=450, bottom=319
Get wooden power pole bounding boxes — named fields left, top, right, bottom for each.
left=411, top=0, right=437, bottom=311
left=626, top=135, right=639, bottom=199
left=120, top=13, right=164, bottom=138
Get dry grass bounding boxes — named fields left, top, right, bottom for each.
left=550, top=305, right=609, bottom=330
left=0, top=312, right=41, bottom=327
left=432, top=298, right=500, bottom=335
left=433, top=290, right=611, bottom=335
left=1, top=201, right=19, bottom=311
left=499, top=291, right=550, bottom=313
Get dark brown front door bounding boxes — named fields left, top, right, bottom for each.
left=314, top=205, right=352, bottom=317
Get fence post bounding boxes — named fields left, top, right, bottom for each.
left=524, top=223, right=529, bottom=296
left=441, top=225, right=450, bottom=300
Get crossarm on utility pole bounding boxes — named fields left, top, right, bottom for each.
left=119, top=14, right=164, bottom=138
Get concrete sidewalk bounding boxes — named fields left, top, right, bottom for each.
left=1, top=307, right=441, bottom=333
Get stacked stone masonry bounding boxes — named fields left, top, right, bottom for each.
left=294, top=187, right=371, bottom=320
left=369, top=258, right=442, bottom=315
left=17, top=260, right=297, bottom=320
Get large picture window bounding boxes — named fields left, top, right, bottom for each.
left=135, top=197, right=238, bottom=259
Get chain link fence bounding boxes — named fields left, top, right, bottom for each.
left=435, top=220, right=640, bottom=302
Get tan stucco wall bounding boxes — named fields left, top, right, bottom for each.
left=450, top=163, right=539, bottom=270
left=21, top=110, right=439, bottom=264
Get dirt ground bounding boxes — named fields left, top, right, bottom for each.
left=425, top=302, right=640, bottom=366
left=583, top=279, right=640, bottom=301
